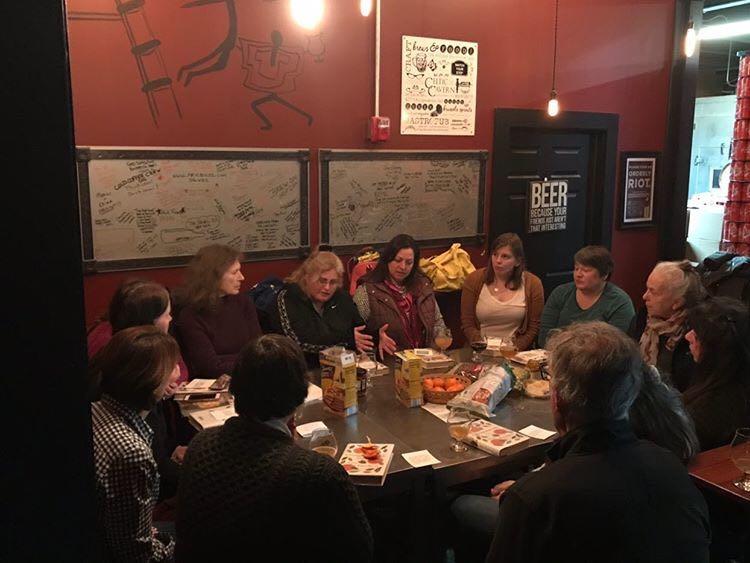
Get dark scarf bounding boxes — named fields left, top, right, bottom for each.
left=383, top=278, right=423, bottom=349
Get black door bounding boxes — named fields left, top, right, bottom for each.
left=492, top=129, right=590, bottom=295
left=490, top=109, right=618, bottom=298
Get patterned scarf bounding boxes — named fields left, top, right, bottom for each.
left=383, top=278, right=422, bottom=349
left=639, top=309, right=688, bottom=365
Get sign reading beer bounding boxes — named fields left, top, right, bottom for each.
left=527, top=180, right=568, bottom=233
left=618, top=151, right=659, bottom=229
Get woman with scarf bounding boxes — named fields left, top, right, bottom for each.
left=353, top=234, right=446, bottom=359
left=630, top=260, right=706, bottom=391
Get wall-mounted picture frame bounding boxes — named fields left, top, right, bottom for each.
left=618, top=151, right=659, bottom=229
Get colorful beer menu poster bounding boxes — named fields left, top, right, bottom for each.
left=401, top=35, right=478, bottom=136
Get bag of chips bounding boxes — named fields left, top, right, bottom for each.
left=447, top=364, right=514, bottom=418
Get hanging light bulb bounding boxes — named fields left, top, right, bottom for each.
left=291, top=0, right=324, bottom=30
left=547, top=0, right=561, bottom=118
left=684, top=21, right=697, bottom=57
left=547, top=91, right=560, bottom=117
left=360, top=0, right=373, bottom=17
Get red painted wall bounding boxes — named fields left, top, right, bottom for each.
left=66, top=0, right=673, bottom=325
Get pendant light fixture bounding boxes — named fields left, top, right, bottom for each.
left=547, top=0, right=560, bottom=117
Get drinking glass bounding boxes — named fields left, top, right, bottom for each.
left=447, top=408, right=473, bottom=453
left=469, top=335, right=487, bottom=362
left=310, top=428, right=339, bottom=459
left=730, top=427, right=750, bottom=492
left=434, top=328, right=453, bottom=354
left=498, top=337, right=517, bottom=360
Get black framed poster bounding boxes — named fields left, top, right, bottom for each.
left=526, top=179, right=568, bottom=234
left=619, top=151, right=658, bottom=228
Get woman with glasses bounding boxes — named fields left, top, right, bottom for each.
left=683, top=297, right=750, bottom=451
left=269, top=248, right=373, bottom=367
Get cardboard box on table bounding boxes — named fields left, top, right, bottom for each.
left=320, top=347, right=358, bottom=417
left=394, top=350, right=424, bottom=407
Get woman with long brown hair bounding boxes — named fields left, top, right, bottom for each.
left=353, top=234, right=446, bottom=358
left=460, top=233, right=544, bottom=350
left=174, top=244, right=262, bottom=378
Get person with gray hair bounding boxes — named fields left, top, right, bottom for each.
left=485, top=322, right=710, bottom=563
left=630, top=260, right=707, bottom=390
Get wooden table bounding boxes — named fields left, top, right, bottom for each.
left=295, top=348, right=556, bottom=562
left=297, top=348, right=556, bottom=495
left=689, top=445, right=750, bottom=505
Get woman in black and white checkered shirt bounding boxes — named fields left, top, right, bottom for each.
left=90, top=325, right=181, bottom=562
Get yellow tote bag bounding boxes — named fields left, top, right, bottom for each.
left=419, top=243, right=476, bottom=292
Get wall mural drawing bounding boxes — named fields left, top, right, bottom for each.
left=177, top=0, right=325, bottom=130
left=68, top=0, right=183, bottom=126
left=176, top=0, right=238, bottom=87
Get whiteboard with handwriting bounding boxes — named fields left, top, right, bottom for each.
left=77, top=148, right=309, bottom=272
left=320, top=150, right=486, bottom=250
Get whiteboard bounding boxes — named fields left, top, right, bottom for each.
left=77, top=148, right=309, bottom=272
left=320, top=150, right=486, bottom=251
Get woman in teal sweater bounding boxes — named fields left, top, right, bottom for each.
left=539, top=246, right=635, bottom=347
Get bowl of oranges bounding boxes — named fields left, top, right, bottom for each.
left=422, top=375, right=471, bottom=404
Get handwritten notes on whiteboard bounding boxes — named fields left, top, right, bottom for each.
left=321, top=151, right=486, bottom=248
left=78, top=148, right=308, bottom=270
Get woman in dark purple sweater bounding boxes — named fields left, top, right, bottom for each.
left=175, top=245, right=262, bottom=378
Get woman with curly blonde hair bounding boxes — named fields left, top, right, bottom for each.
left=269, top=248, right=372, bottom=367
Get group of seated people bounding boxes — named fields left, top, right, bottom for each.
left=86, top=234, right=750, bottom=562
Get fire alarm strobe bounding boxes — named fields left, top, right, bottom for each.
left=368, top=115, right=390, bottom=142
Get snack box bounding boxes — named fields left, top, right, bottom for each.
left=320, top=347, right=358, bottom=417
left=394, top=350, right=424, bottom=407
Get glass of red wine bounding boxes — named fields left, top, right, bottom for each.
left=470, top=335, right=487, bottom=362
